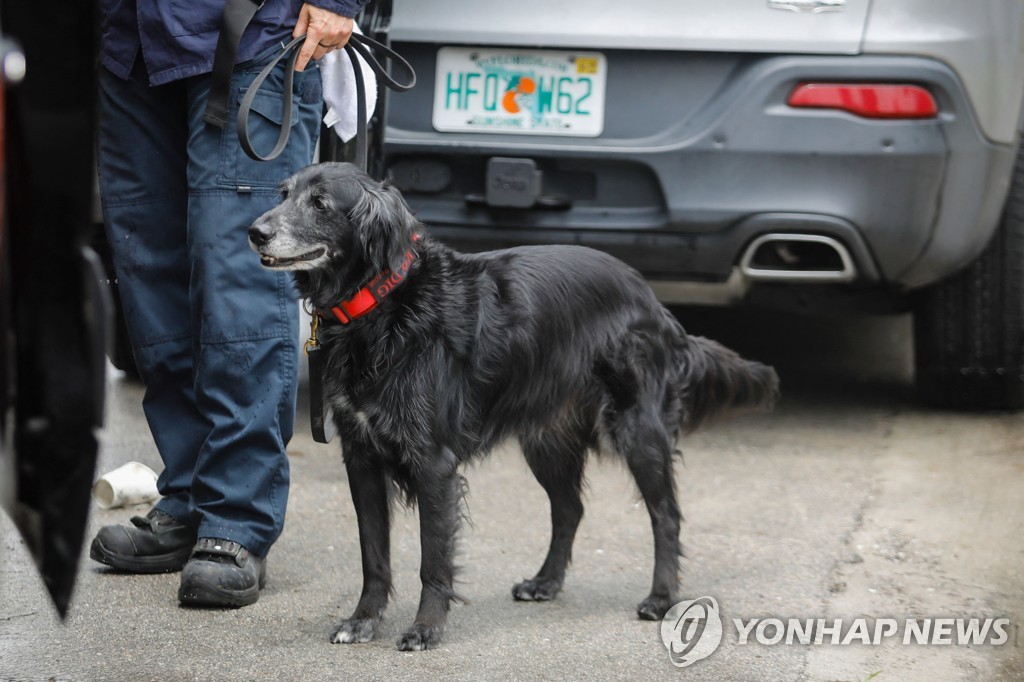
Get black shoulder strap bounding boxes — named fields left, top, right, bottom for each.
left=204, top=0, right=265, bottom=128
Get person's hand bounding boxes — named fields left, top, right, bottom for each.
left=293, top=3, right=354, bottom=72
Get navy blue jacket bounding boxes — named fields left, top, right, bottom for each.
left=100, top=0, right=372, bottom=85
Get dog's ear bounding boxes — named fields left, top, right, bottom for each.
left=349, top=181, right=418, bottom=272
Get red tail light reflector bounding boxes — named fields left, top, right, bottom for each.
left=787, top=83, right=938, bottom=119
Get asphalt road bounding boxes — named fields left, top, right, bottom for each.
left=2, top=308, right=1023, bottom=681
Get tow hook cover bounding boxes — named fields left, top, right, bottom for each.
left=486, top=157, right=541, bottom=208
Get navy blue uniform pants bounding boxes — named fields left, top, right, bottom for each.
left=97, top=47, right=323, bottom=556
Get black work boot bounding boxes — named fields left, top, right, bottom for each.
left=90, top=509, right=197, bottom=573
left=177, top=538, right=266, bottom=608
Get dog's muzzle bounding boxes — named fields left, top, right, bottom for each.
left=248, top=224, right=327, bottom=269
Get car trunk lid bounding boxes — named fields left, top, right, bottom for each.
left=390, top=0, right=869, bottom=55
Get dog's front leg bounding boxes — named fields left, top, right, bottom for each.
left=396, top=448, right=462, bottom=651
left=330, top=456, right=392, bottom=644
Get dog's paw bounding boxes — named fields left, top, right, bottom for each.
left=636, top=595, right=674, bottom=621
left=512, top=577, right=562, bottom=602
left=330, top=617, right=378, bottom=644
left=396, top=623, right=443, bottom=651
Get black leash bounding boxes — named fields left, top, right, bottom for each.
left=204, top=2, right=416, bottom=444
left=236, top=32, right=415, bottom=162
left=204, top=0, right=416, bottom=164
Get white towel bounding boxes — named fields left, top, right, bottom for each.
left=321, top=24, right=378, bottom=143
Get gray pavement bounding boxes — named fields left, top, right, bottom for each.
left=2, top=309, right=1023, bottom=681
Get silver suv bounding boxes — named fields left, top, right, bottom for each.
left=375, top=0, right=1024, bottom=409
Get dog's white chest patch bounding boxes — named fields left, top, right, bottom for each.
left=332, top=391, right=375, bottom=434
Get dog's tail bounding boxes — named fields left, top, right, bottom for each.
left=677, top=335, right=779, bottom=434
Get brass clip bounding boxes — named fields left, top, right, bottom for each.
left=304, top=310, right=321, bottom=355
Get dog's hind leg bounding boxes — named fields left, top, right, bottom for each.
left=614, top=410, right=682, bottom=621
left=330, top=456, right=392, bottom=644
left=512, top=435, right=586, bottom=602
left=396, top=447, right=464, bottom=652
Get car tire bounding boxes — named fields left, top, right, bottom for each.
left=913, top=143, right=1024, bottom=410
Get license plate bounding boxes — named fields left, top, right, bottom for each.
left=432, top=47, right=606, bottom=137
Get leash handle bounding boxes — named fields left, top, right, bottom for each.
left=237, top=35, right=304, bottom=162
left=344, top=32, right=417, bottom=94
left=237, top=32, right=417, bottom=163
left=343, top=32, right=417, bottom=170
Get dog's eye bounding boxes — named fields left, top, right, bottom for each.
left=313, top=195, right=328, bottom=211
left=280, top=188, right=289, bottom=200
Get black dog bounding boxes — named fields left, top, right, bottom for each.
left=249, top=162, right=779, bottom=651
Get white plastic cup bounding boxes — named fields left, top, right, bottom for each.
left=92, top=462, right=160, bottom=510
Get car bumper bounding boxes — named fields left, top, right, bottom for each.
left=383, top=48, right=1016, bottom=294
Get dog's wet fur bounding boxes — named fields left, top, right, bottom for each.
left=250, top=162, right=779, bottom=651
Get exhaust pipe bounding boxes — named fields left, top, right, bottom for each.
left=739, top=233, right=856, bottom=282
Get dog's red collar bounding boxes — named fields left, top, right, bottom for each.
left=319, top=236, right=420, bottom=325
